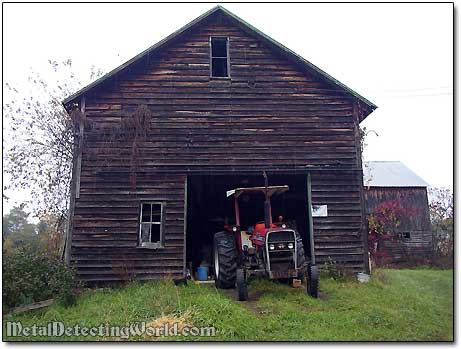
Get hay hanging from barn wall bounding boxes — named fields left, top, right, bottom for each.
left=82, top=104, right=152, bottom=190
left=121, top=104, right=151, bottom=140
left=84, top=120, right=122, bottom=169
left=121, top=104, right=152, bottom=190
left=70, top=108, right=95, bottom=134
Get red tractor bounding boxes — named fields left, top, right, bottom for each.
left=213, top=179, right=319, bottom=300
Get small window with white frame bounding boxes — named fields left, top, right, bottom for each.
left=139, top=202, right=164, bottom=248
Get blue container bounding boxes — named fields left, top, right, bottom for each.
left=197, top=266, right=209, bottom=281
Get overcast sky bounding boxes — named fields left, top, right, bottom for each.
left=2, top=3, right=454, bottom=215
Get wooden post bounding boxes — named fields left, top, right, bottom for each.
left=75, top=97, right=85, bottom=199
left=354, top=101, right=371, bottom=274
left=183, top=175, right=188, bottom=277
left=307, top=172, right=316, bottom=265
left=64, top=96, right=85, bottom=266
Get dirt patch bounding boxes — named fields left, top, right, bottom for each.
left=317, top=291, right=328, bottom=300
left=222, top=288, right=273, bottom=316
left=222, top=288, right=262, bottom=302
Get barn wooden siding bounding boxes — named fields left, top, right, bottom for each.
left=73, top=174, right=186, bottom=282
left=68, top=11, right=371, bottom=282
left=311, top=170, right=366, bottom=270
left=364, top=187, right=432, bottom=261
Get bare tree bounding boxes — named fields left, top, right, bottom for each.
left=428, top=187, right=453, bottom=227
left=3, top=59, right=104, bottom=227
left=428, top=186, right=453, bottom=265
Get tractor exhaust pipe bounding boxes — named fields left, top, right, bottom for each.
left=263, top=171, right=271, bottom=228
left=264, top=200, right=271, bottom=228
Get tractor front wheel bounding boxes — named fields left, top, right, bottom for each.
left=307, top=264, right=319, bottom=298
left=236, top=268, right=248, bottom=301
left=213, top=232, right=237, bottom=289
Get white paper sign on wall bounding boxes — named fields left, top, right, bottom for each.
left=312, top=205, right=328, bottom=217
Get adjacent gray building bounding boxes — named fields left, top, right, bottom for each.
left=363, top=161, right=432, bottom=262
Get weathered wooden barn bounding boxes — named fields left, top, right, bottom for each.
left=363, top=161, right=432, bottom=262
left=62, top=6, right=377, bottom=283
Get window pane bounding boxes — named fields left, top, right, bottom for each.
left=151, top=224, right=161, bottom=243
left=151, top=204, right=161, bottom=222
left=141, top=203, right=151, bottom=222
left=212, top=58, right=228, bottom=77
left=140, top=223, right=150, bottom=242
left=211, top=38, right=227, bottom=57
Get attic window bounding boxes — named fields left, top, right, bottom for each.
left=210, top=37, right=229, bottom=78
left=139, top=202, right=164, bottom=249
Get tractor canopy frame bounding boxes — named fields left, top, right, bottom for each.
left=226, top=185, right=289, bottom=228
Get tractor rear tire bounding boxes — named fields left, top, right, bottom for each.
left=295, top=231, right=307, bottom=278
left=236, top=268, right=248, bottom=301
left=307, top=263, right=319, bottom=298
left=213, top=232, right=237, bottom=289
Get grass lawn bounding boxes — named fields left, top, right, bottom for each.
left=3, top=268, right=453, bottom=341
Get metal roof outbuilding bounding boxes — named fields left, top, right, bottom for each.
left=363, top=161, right=429, bottom=188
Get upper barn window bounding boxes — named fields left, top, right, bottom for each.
left=210, top=37, right=230, bottom=78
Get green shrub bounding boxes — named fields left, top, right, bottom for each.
left=2, top=246, right=79, bottom=309
left=321, top=256, right=354, bottom=281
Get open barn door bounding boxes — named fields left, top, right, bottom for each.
left=185, top=174, right=310, bottom=281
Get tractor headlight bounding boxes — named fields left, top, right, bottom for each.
left=269, top=244, right=275, bottom=251
left=288, top=242, right=294, bottom=249
left=281, top=224, right=287, bottom=229
left=232, top=226, right=238, bottom=232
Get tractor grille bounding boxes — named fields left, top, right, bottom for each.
left=268, top=251, right=295, bottom=271
left=267, top=231, right=296, bottom=272
left=267, top=230, right=296, bottom=243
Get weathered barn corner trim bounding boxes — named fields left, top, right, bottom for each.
left=183, top=176, right=188, bottom=277
left=64, top=95, right=85, bottom=265
left=75, top=96, right=85, bottom=199
left=353, top=101, right=370, bottom=273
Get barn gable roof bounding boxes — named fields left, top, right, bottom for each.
left=63, top=5, right=377, bottom=119
left=363, top=161, right=429, bottom=188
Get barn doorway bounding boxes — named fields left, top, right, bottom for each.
left=185, top=173, right=310, bottom=279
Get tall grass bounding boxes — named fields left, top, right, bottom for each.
left=3, top=269, right=453, bottom=341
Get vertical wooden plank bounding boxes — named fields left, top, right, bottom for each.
left=307, top=172, right=316, bottom=265
left=226, top=36, right=231, bottom=78
left=183, top=175, right=188, bottom=277
left=208, top=36, right=212, bottom=78
left=64, top=95, right=85, bottom=265
left=424, top=187, right=434, bottom=256
left=63, top=133, right=77, bottom=265
left=354, top=101, right=370, bottom=274
left=75, top=96, right=85, bottom=199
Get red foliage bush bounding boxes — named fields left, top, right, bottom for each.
left=368, top=199, right=418, bottom=265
